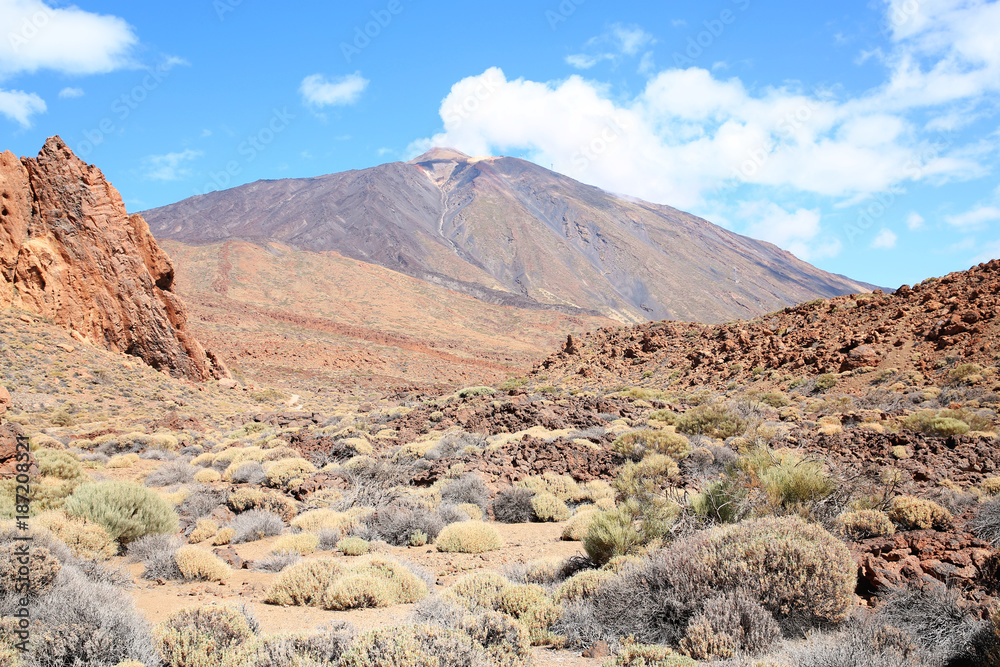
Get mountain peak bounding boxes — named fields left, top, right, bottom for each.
left=407, top=147, right=474, bottom=164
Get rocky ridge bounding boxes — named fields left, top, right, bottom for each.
left=0, top=137, right=225, bottom=381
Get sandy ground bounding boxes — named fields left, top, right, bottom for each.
left=128, top=521, right=603, bottom=666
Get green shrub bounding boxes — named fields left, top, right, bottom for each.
left=675, top=405, right=746, bottom=439
left=690, top=478, right=747, bottom=525
left=741, top=447, right=836, bottom=513
left=902, top=409, right=986, bottom=436
left=815, top=374, right=839, bottom=391
left=612, top=429, right=692, bottom=461
left=562, top=508, right=598, bottom=541
left=457, top=386, right=496, bottom=398
left=36, top=450, right=86, bottom=482
left=761, top=392, right=791, bottom=408
left=337, top=536, right=371, bottom=556
left=583, top=504, right=646, bottom=566
left=496, top=583, right=561, bottom=644
left=436, top=521, right=503, bottom=553
left=65, top=481, right=179, bottom=545
left=531, top=491, right=571, bottom=522
left=888, top=495, right=953, bottom=531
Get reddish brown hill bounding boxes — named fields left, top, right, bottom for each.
left=536, top=260, right=1000, bottom=391
left=0, top=137, right=225, bottom=381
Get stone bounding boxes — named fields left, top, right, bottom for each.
left=213, top=547, right=246, bottom=569
left=0, top=137, right=227, bottom=381
left=582, top=641, right=611, bottom=658
left=218, top=378, right=239, bottom=390
left=0, top=385, right=9, bottom=415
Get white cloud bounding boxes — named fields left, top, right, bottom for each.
left=0, top=88, right=45, bottom=126
left=57, top=86, right=83, bottom=99
left=871, top=228, right=898, bottom=249
left=142, top=149, right=202, bottom=182
left=300, top=72, right=369, bottom=108
left=906, top=211, right=925, bottom=230
left=567, top=23, right=654, bottom=69
left=411, top=1, right=1000, bottom=261
left=738, top=201, right=840, bottom=260
left=945, top=205, right=1000, bottom=228
left=0, top=0, right=137, bottom=78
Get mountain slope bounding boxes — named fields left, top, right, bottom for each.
left=0, top=137, right=226, bottom=381
left=143, top=149, right=872, bottom=324
left=534, top=259, right=1000, bottom=394
left=160, top=239, right=613, bottom=393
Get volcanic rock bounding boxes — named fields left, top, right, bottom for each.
left=0, top=137, right=226, bottom=381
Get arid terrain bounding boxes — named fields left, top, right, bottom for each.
left=2, top=138, right=1000, bottom=667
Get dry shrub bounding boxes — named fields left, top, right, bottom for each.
left=361, top=499, right=444, bottom=546
left=174, top=545, right=231, bottom=582
left=212, top=527, right=235, bottom=546
left=492, top=487, right=535, bottom=523
left=436, top=521, right=503, bottom=553
left=264, top=457, right=317, bottom=490
left=676, top=405, right=747, bottom=439
left=612, top=429, right=692, bottom=461
left=33, top=510, right=117, bottom=560
left=266, top=559, right=346, bottom=606
left=193, top=468, right=221, bottom=483
left=272, top=532, right=319, bottom=555
left=156, top=604, right=256, bottom=667
left=229, top=510, right=284, bottom=544
left=440, top=474, right=491, bottom=514
left=0, top=543, right=61, bottom=597
left=562, top=508, right=598, bottom=541
left=531, top=491, right=571, bottom=522
left=449, top=571, right=511, bottom=610
left=971, top=497, right=1000, bottom=547
left=678, top=592, right=781, bottom=660
left=144, top=460, right=196, bottom=486
left=339, top=624, right=482, bottom=667
left=291, top=508, right=359, bottom=535
left=888, top=495, right=953, bottom=531
left=187, top=518, right=219, bottom=544
left=108, top=453, right=140, bottom=469
left=838, top=509, right=896, bottom=540
left=319, top=556, right=428, bottom=610
left=553, top=569, right=615, bottom=604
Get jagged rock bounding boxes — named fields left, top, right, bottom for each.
left=0, top=386, right=9, bottom=415
left=0, top=137, right=227, bottom=381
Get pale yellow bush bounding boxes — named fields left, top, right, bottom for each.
left=174, top=546, right=231, bottom=582
left=981, top=478, right=1000, bottom=497
left=290, top=509, right=359, bottom=536
left=228, top=488, right=297, bottom=521
left=33, top=511, right=117, bottom=560
left=553, top=569, right=614, bottom=603
left=212, top=527, right=235, bottom=546
left=319, top=556, right=427, bottom=610
left=888, top=495, right=953, bottom=531
left=107, top=453, right=139, bottom=469
left=337, top=537, right=371, bottom=556
left=456, top=503, right=484, bottom=521
left=436, top=521, right=503, bottom=553
left=264, top=458, right=316, bottom=490
left=193, top=469, right=221, bottom=484
left=837, top=510, right=896, bottom=539
left=188, top=518, right=219, bottom=543
left=531, top=492, right=571, bottom=522
left=272, top=533, right=319, bottom=555
left=266, top=559, right=345, bottom=606
left=562, top=508, right=598, bottom=541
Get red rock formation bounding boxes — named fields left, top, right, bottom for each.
left=0, top=137, right=226, bottom=381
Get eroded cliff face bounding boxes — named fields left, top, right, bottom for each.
left=0, top=136, right=226, bottom=381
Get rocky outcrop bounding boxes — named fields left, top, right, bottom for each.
left=0, top=137, right=226, bottom=381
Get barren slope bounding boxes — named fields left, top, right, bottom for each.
left=161, top=239, right=614, bottom=393
left=143, top=149, right=873, bottom=324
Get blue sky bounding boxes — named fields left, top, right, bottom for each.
left=2, top=0, right=1000, bottom=289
